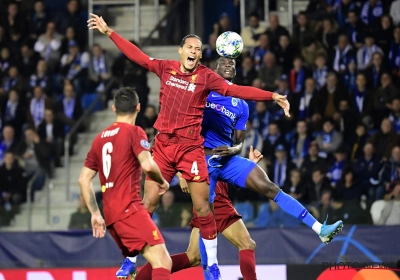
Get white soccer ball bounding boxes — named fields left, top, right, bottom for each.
left=216, top=31, right=244, bottom=59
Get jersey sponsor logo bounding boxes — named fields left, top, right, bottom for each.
left=205, top=102, right=237, bottom=121
left=165, top=75, right=197, bottom=92
left=153, top=230, right=160, bottom=240
left=231, top=98, right=238, bottom=106
left=101, top=127, right=120, bottom=138
left=140, top=139, right=150, bottom=149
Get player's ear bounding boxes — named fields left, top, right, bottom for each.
left=136, top=103, right=141, bottom=113
left=111, top=104, right=116, bottom=113
left=178, top=47, right=183, bottom=55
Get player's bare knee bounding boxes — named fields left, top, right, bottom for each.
left=194, top=202, right=211, bottom=217
left=152, top=252, right=172, bottom=270
left=237, top=235, right=256, bottom=251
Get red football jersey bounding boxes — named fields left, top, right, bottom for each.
left=84, top=122, right=150, bottom=226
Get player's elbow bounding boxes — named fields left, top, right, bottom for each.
left=140, top=159, right=155, bottom=174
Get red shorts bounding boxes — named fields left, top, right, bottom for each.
left=108, top=208, right=164, bottom=257
left=146, top=133, right=209, bottom=183
left=190, top=194, right=242, bottom=233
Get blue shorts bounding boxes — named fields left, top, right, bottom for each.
left=206, top=155, right=257, bottom=203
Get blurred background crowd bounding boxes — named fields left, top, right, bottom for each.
left=0, top=0, right=400, bottom=231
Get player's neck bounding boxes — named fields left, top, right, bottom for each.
left=115, top=115, right=137, bottom=125
left=179, top=64, right=197, bottom=73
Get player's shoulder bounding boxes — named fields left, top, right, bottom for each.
left=159, top=59, right=180, bottom=70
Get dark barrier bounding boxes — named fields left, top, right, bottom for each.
left=0, top=225, right=399, bottom=268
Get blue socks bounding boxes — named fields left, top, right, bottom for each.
left=199, top=233, right=210, bottom=280
left=273, top=190, right=317, bottom=229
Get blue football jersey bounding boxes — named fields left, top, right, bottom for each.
left=201, top=90, right=249, bottom=149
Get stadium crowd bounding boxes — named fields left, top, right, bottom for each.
left=1, top=0, right=400, bottom=229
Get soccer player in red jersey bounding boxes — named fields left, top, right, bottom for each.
left=88, top=14, right=289, bottom=279
left=78, top=88, right=172, bottom=280
left=134, top=147, right=263, bottom=280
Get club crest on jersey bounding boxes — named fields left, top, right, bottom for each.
left=190, top=74, right=198, bottom=83
left=140, top=140, right=150, bottom=149
left=231, top=98, right=238, bottom=107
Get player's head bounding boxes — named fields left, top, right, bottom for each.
left=215, top=56, right=236, bottom=81
left=112, top=87, right=140, bottom=116
left=179, top=34, right=202, bottom=72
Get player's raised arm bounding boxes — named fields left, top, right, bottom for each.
left=138, top=150, right=170, bottom=195
left=87, top=13, right=158, bottom=72
left=78, top=166, right=106, bottom=238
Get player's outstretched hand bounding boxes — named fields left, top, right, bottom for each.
left=91, top=213, right=106, bottom=238
left=249, top=145, right=263, bottom=164
left=272, top=93, right=290, bottom=117
left=87, top=13, right=112, bottom=35
left=158, top=179, right=170, bottom=195
left=213, top=145, right=233, bottom=157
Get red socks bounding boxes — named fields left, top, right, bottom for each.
left=135, top=253, right=191, bottom=280
left=198, top=211, right=217, bottom=239
left=239, top=249, right=257, bottom=280
left=152, top=268, right=170, bottom=280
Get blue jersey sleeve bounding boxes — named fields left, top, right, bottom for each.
left=235, top=100, right=249, bottom=131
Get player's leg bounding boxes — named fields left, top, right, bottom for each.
left=141, top=243, right=172, bottom=280
left=221, top=220, right=257, bottom=280
left=243, top=163, right=343, bottom=244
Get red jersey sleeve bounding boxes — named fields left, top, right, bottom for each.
left=131, top=126, right=151, bottom=158
left=206, top=69, right=231, bottom=96
left=84, top=141, right=98, bottom=172
left=109, top=31, right=166, bottom=77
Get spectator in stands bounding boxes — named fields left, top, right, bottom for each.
left=328, top=192, right=372, bottom=224
left=235, top=56, right=257, bottom=86
left=327, top=147, right=348, bottom=187
left=375, top=15, right=394, bottom=59
left=15, top=127, right=49, bottom=202
left=341, top=11, right=366, bottom=50
left=335, top=99, right=358, bottom=141
left=0, top=125, right=18, bottom=165
left=258, top=52, right=282, bottom=91
left=317, top=18, right=338, bottom=54
left=391, top=0, right=400, bottom=26
left=293, top=78, right=317, bottom=122
left=357, top=34, right=384, bottom=71
left=2, top=89, right=25, bottom=135
left=304, top=167, right=332, bottom=204
left=29, top=60, right=51, bottom=96
left=275, top=74, right=292, bottom=98
left=268, top=144, right=295, bottom=188
left=2, top=66, right=22, bottom=93
left=389, top=27, right=400, bottom=76
left=29, top=0, right=49, bottom=39
left=313, top=54, right=328, bottom=90
left=202, top=33, right=218, bottom=65
left=360, top=0, right=384, bottom=28
left=0, top=152, right=27, bottom=207
left=213, top=12, right=233, bottom=37
left=251, top=101, right=270, bottom=138
left=283, top=169, right=306, bottom=203
left=55, top=0, right=86, bottom=41
left=289, top=57, right=308, bottom=94
left=290, top=120, right=311, bottom=168
left=266, top=200, right=302, bottom=228
left=380, top=146, right=400, bottom=194
left=38, top=109, right=64, bottom=167
left=2, top=2, right=26, bottom=37
left=143, top=105, right=157, bottom=140
left=34, top=21, right=62, bottom=71
left=241, top=119, right=263, bottom=158
left=342, top=58, right=358, bottom=92
left=332, top=34, right=355, bottom=74
left=88, top=44, right=113, bottom=93
left=265, top=14, right=289, bottom=50
left=56, top=83, right=83, bottom=154
left=335, top=168, right=363, bottom=201
left=275, top=34, right=294, bottom=74
left=316, top=119, right=343, bottom=158
left=336, top=0, right=356, bottom=29
left=377, top=182, right=400, bottom=225
left=368, top=118, right=400, bottom=160
left=60, top=40, right=89, bottom=96
left=262, top=122, right=286, bottom=161
left=365, top=52, right=386, bottom=88
left=309, top=190, right=333, bottom=223
left=27, top=86, right=52, bottom=128
left=9, top=28, right=24, bottom=57
left=0, top=47, right=12, bottom=81
left=68, top=194, right=91, bottom=229
left=349, top=73, right=375, bottom=124
left=60, top=26, right=80, bottom=56
left=292, top=12, right=314, bottom=51
left=301, top=142, right=327, bottom=184
left=156, top=190, right=181, bottom=228
left=240, top=13, right=266, bottom=50
left=374, top=73, right=400, bottom=124
left=18, top=44, right=39, bottom=79
left=252, top=34, right=271, bottom=70
left=0, top=26, right=8, bottom=51
left=312, top=72, right=348, bottom=121
left=348, top=123, right=369, bottom=161
left=388, top=98, right=400, bottom=133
